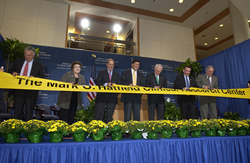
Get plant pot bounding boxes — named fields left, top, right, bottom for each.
left=161, top=130, right=172, bottom=138
left=25, top=130, right=44, bottom=143
left=227, top=129, right=237, bottom=136
left=147, top=132, right=158, bottom=139
left=247, top=130, right=250, bottom=135
left=191, top=130, right=201, bottom=137
left=91, top=132, right=104, bottom=141
left=3, top=133, right=20, bottom=143
left=216, top=130, right=226, bottom=136
left=111, top=131, right=123, bottom=141
left=205, top=129, right=216, bottom=136
left=73, top=132, right=86, bottom=142
left=131, top=131, right=142, bottom=139
left=50, top=132, right=63, bottom=143
left=176, top=130, right=189, bottom=138
left=237, top=129, right=247, bottom=136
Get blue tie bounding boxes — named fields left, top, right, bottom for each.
left=185, top=76, right=190, bottom=88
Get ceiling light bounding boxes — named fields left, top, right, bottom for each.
left=248, top=20, right=250, bottom=22
left=106, top=31, right=110, bottom=33
left=113, top=24, right=122, bottom=33
left=215, top=37, right=218, bottom=40
left=131, top=0, right=135, bottom=3
left=169, top=8, right=174, bottom=12
left=204, top=43, right=208, bottom=46
left=219, top=24, right=223, bottom=27
left=87, top=28, right=90, bottom=30
left=81, top=19, right=89, bottom=28
left=179, top=0, right=183, bottom=3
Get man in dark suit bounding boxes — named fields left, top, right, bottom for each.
left=173, top=65, right=198, bottom=119
left=248, top=81, right=250, bottom=104
left=121, top=59, right=144, bottom=122
left=145, top=64, right=167, bottom=120
left=8, top=47, right=45, bottom=121
left=94, top=58, right=120, bottom=123
left=196, top=65, right=218, bottom=119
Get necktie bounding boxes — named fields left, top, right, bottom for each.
left=208, top=76, right=210, bottom=87
left=109, top=71, right=112, bottom=81
left=156, top=75, right=159, bottom=85
left=133, top=71, right=136, bottom=86
left=23, top=62, right=29, bottom=76
left=185, top=76, right=190, bottom=88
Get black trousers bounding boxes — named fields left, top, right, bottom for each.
left=60, top=100, right=77, bottom=125
left=94, top=102, right=116, bottom=123
left=14, top=92, right=36, bottom=121
left=179, top=101, right=196, bottom=119
left=148, top=103, right=165, bottom=120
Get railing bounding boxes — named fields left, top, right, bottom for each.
left=67, top=33, right=136, bottom=55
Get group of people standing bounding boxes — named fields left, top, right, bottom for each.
left=0, top=47, right=222, bottom=124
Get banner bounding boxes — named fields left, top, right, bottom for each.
left=0, top=72, right=249, bottom=99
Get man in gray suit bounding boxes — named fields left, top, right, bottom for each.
left=196, top=65, right=218, bottom=119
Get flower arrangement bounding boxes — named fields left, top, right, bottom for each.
left=126, top=120, right=144, bottom=133
left=69, top=121, right=88, bottom=133
left=227, top=120, right=238, bottom=131
left=202, top=119, right=218, bottom=130
left=159, top=120, right=175, bottom=131
left=144, top=121, right=161, bottom=132
left=0, top=119, right=24, bottom=134
left=0, top=119, right=24, bottom=143
left=237, top=121, right=249, bottom=130
left=87, top=120, right=107, bottom=134
left=107, top=120, right=127, bottom=133
left=215, top=119, right=228, bottom=131
left=45, top=120, right=69, bottom=134
left=188, top=119, right=202, bottom=131
left=23, top=119, right=46, bottom=133
left=174, top=120, right=189, bottom=138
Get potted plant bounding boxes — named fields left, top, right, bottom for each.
left=69, top=121, right=88, bottom=142
left=23, top=119, right=47, bottom=143
left=226, top=120, right=238, bottom=136
left=223, top=111, right=240, bottom=120
left=144, top=121, right=161, bottom=139
left=159, top=120, right=174, bottom=138
left=174, top=120, right=189, bottom=138
left=237, top=121, right=249, bottom=136
left=204, top=119, right=218, bottom=136
left=174, top=58, right=203, bottom=78
left=45, top=120, right=69, bottom=142
left=0, top=119, right=24, bottom=143
left=215, top=119, right=228, bottom=136
left=127, top=121, right=145, bottom=139
left=188, top=119, right=202, bottom=137
left=75, top=99, right=95, bottom=124
left=107, top=120, right=127, bottom=141
left=87, top=120, right=107, bottom=141
left=164, top=102, right=182, bottom=121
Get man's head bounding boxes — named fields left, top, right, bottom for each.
left=106, top=58, right=115, bottom=71
left=206, top=65, right=214, bottom=77
left=131, top=59, right=140, bottom=71
left=154, top=64, right=163, bottom=76
left=24, top=47, right=35, bottom=62
left=183, top=66, right=192, bottom=76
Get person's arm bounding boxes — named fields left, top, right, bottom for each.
left=145, top=74, right=152, bottom=87
left=59, top=72, right=71, bottom=82
left=121, top=70, right=131, bottom=85
left=214, top=76, right=219, bottom=89
left=173, top=75, right=183, bottom=89
left=8, top=59, right=19, bottom=76
left=36, top=62, right=45, bottom=78
left=96, top=70, right=107, bottom=86
left=196, top=75, right=203, bottom=88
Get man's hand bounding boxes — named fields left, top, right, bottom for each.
left=203, top=85, right=210, bottom=89
left=12, top=72, right=18, bottom=77
left=154, top=86, right=161, bottom=89
left=183, top=87, right=188, bottom=90
left=0, top=66, right=3, bottom=72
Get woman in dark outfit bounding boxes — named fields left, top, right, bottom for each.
left=57, top=61, right=86, bottom=124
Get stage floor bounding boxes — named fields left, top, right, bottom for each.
left=1, top=133, right=250, bottom=163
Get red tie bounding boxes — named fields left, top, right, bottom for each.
left=23, top=62, right=29, bottom=76
left=109, top=71, right=112, bottom=81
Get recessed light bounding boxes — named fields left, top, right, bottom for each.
left=219, top=24, right=223, bottom=27
left=215, top=37, right=218, bottom=40
left=87, top=28, right=90, bottom=30
left=248, top=20, right=250, bottom=22
left=179, top=0, right=183, bottom=3
left=204, top=43, right=208, bottom=46
left=106, top=31, right=110, bottom=34
left=131, top=0, right=135, bottom=3
left=169, top=8, right=174, bottom=12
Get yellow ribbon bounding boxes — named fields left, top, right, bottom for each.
left=0, top=71, right=249, bottom=99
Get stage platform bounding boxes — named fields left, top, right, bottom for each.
left=0, top=134, right=250, bottom=163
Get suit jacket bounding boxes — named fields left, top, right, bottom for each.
left=145, top=73, right=167, bottom=104
left=57, top=71, right=86, bottom=109
left=8, top=58, right=44, bottom=100
left=120, top=69, right=144, bottom=103
left=196, top=74, right=218, bottom=104
left=173, top=75, right=198, bottom=104
left=95, top=69, right=120, bottom=104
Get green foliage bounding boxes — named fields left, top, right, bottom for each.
left=0, top=37, right=40, bottom=71
left=75, top=99, right=96, bottom=124
left=164, top=102, right=183, bottom=121
left=223, top=111, right=240, bottom=120
left=174, top=58, right=203, bottom=78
